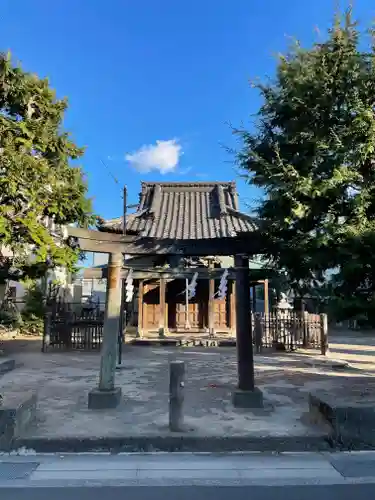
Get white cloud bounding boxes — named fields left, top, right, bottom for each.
left=125, top=139, right=182, bottom=174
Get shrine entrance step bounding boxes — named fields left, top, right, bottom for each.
left=129, top=337, right=236, bottom=347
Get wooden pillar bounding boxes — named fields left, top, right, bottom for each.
left=264, top=279, right=269, bottom=315
left=88, top=252, right=123, bottom=409
left=232, top=253, right=263, bottom=407
left=208, top=260, right=215, bottom=337
left=230, top=279, right=236, bottom=335
left=234, top=254, right=254, bottom=391
left=185, top=278, right=191, bottom=330
left=137, top=279, right=144, bottom=338
left=159, top=277, right=167, bottom=337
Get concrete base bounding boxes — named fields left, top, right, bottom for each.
left=0, top=390, right=37, bottom=451
left=232, top=387, right=264, bottom=408
left=309, top=391, right=375, bottom=446
left=88, top=387, right=122, bottom=410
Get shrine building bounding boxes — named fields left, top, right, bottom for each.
left=97, top=181, right=269, bottom=337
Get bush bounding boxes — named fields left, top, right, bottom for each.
left=0, top=308, right=22, bottom=328
left=19, top=316, right=44, bottom=336
left=22, top=282, right=46, bottom=320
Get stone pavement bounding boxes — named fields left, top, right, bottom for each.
left=1, top=343, right=375, bottom=451
left=2, top=452, right=375, bottom=487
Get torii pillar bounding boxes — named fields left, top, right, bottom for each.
left=88, top=252, right=123, bottom=409
left=232, top=254, right=263, bottom=408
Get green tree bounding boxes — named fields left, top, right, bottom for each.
left=0, top=52, right=94, bottom=287
left=235, top=9, right=375, bottom=318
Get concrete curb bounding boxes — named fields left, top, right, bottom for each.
left=301, top=357, right=351, bottom=370
left=309, top=391, right=375, bottom=449
left=11, top=435, right=334, bottom=454
left=0, top=391, right=38, bottom=452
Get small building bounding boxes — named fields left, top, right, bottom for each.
left=98, top=181, right=268, bottom=337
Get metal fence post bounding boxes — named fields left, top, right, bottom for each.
left=320, top=313, right=328, bottom=355
left=254, top=314, right=263, bottom=353
left=42, top=312, right=52, bottom=352
left=169, top=360, right=185, bottom=432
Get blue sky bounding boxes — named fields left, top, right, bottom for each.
left=1, top=0, right=373, bottom=218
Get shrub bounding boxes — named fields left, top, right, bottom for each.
left=21, top=282, right=46, bottom=320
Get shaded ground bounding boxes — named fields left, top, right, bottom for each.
left=0, top=347, right=362, bottom=439
left=1, top=329, right=375, bottom=442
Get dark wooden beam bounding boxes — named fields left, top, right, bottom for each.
left=67, top=227, right=135, bottom=243
left=66, top=227, right=260, bottom=256
left=81, top=266, right=269, bottom=282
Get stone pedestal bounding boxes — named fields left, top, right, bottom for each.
left=0, top=390, right=37, bottom=451
left=232, top=387, right=264, bottom=409
left=88, top=387, right=122, bottom=410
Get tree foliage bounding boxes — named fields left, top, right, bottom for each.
left=0, top=52, right=94, bottom=283
left=235, top=9, right=375, bottom=319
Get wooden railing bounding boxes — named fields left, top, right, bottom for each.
left=252, top=311, right=327, bottom=353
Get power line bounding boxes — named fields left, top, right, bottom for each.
left=100, top=158, right=119, bottom=183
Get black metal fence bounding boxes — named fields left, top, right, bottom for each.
left=43, top=304, right=327, bottom=354
left=43, top=301, right=105, bottom=351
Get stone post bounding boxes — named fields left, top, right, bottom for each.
left=88, top=252, right=123, bottom=409
left=232, top=255, right=263, bottom=408
left=42, top=312, right=52, bottom=353
left=169, top=360, right=185, bottom=431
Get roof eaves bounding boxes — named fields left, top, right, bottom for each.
left=225, top=206, right=258, bottom=230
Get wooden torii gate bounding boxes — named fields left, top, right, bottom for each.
left=67, top=226, right=264, bottom=410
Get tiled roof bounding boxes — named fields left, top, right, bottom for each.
left=99, top=181, right=257, bottom=240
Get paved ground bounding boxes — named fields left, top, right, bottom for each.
left=0, top=344, right=371, bottom=442
left=1, top=330, right=375, bottom=445
left=0, top=347, right=331, bottom=439
left=2, top=485, right=375, bottom=500
left=2, top=451, right=375, bottom=497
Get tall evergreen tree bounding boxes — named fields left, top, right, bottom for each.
left=235, top=9, right=375, bottom=316
left=0, top=52, right=94, bottom=286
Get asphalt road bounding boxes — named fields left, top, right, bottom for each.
left=2, top=485, right=375, bottom=500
